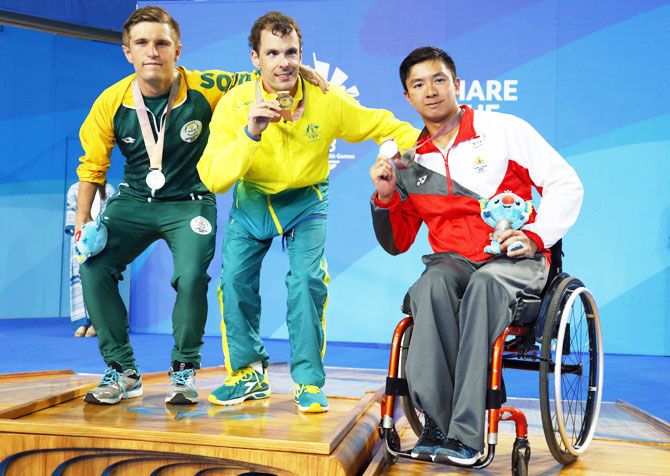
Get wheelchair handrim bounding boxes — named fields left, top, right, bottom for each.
left=553, top=286, right=604, bottom=456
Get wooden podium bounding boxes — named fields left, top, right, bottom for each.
left=0, top=367, right=383, bottom=475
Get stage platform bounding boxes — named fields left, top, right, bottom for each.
left=0, top=366, right=386, bottom=475
left=0, top=367, right=668, bottom=475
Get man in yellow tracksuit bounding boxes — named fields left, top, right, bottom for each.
left=197, top=11, right=418, bottom=413
left=76, top=6, right=326, bottom=407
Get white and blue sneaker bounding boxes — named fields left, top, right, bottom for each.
left=165, top=361, right=198, bottom=404
left=84, top=362, right=142, bottom=405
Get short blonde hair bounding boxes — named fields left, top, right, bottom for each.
left=122, top=6, right=181, bottom=46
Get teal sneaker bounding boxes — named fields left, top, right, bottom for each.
left=84, top=362, right=142, bottom=405
left=208, top=366, right=270, bottom=406
left=293, top=384, right=329, bottom=413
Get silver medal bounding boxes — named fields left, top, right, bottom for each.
left=146, top=169, right=166, bottom=190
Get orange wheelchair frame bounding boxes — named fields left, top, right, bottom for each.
left=378, top=242, right=604, bottom=475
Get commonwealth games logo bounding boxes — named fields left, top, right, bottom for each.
left=312, top=53, right=360, bottom=98
left=311, top=53, right=359, bottom=171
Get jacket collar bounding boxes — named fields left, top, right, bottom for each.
left=415, top=105, right=477, bottom=154
left=122, top=66, right=188, bottom=110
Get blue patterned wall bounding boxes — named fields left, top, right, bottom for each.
left=0, top=0, right=136, bottom=31
left=133, top=0, right=670, bottom=356
left=0, top=25, right=131, bottom=318
left=1, top=1, right=667, bottom=357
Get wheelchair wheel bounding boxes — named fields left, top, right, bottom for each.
left=398, top=325, right=424, bottom=436
left=511, top=450, right=528, bottom=476
left=511, top=437, right=530, bottom=476
left=539, top=276, right=604, bottom=464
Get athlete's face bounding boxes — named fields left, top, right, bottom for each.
left=404, top=60, right=460, bottom=124
left=251, top=28, right=302, bottom=94
left=122, top=21, right=181, bottom=94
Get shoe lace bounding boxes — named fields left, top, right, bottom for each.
left=294, top=384, right=320, bottom=397
left=223, top=367, right=256, bottom=386
left=99, top=367, right=121, bottom=386
left=171, top=368, right=194, bottom=386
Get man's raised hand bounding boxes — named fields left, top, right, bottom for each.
left=370, top=156, right=397, bottom=203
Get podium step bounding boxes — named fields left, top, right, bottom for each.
left=0, top=367, right=385, bottom=475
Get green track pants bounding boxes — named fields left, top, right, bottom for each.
left=80, top=194, right=216, bottom=371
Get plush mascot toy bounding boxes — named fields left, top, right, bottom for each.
left=480, top=191, right=533, bottom=255
left=75, top=214, right=108, bottom=264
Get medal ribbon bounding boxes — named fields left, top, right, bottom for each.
left=254, top=78, right=306, bottom=122
left=131, top=73, right=181, bottom=171
left=397, top=108, right=464, bottom=167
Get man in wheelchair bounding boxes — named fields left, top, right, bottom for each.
left=369, top=47, right=583, bottom=465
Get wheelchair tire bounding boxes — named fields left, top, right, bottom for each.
left=512, top=450, right=528, bottom=476
left=511, top=438, right=530, bottom=476
left=539, top=276, right=604, bottom=465
left=398, top=325, right=424, bottom=436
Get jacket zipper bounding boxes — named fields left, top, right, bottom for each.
left=444, top=143, right=479, bottom=254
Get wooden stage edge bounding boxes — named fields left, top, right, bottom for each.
left=0, top=369, right=382, bottom=475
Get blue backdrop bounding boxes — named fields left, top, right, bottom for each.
left=126, top=0, right=670, bottom=355
left=0, top=24, right=131, bottom=319
left=1, top=1, right=668, bottom=356
left=0, top=0, right=136, bottom=31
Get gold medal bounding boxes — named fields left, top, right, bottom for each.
left=255, top=80, right=306, bottom=124
left=276, top=91, right=294, bottom=109
left=276, top=91, right=294, bottom=121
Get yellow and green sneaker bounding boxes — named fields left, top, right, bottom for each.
left=293, top=384, right=329, bottom=413
left=208, top=366, right=270, bottom=406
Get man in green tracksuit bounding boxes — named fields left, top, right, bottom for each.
left=76, top=6, right=325, bottom=406
left=197, top=11, right=419, bottom=413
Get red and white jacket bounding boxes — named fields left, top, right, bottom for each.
left=371, top=105, right=583, bottom=262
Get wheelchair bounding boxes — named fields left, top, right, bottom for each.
left=379, top=241, right=604, bottom=475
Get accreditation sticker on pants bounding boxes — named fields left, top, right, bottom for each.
left=190, top=216, right=212, bottom=235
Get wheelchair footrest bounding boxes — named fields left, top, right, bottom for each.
left=382, top=434, right=495, bottom=469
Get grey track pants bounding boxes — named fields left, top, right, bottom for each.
left=406, top=252, right=548, bottom=452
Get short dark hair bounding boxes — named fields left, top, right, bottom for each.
left=122, top=6, right=180, bottom=46
left=248, top=11, right=302, bottom=52
left=399, top=47, right=457, bottom=91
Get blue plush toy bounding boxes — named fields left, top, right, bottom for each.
left=75, top=214, right=108, bottom=264
left=479, top=191, right=533, bottom=255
